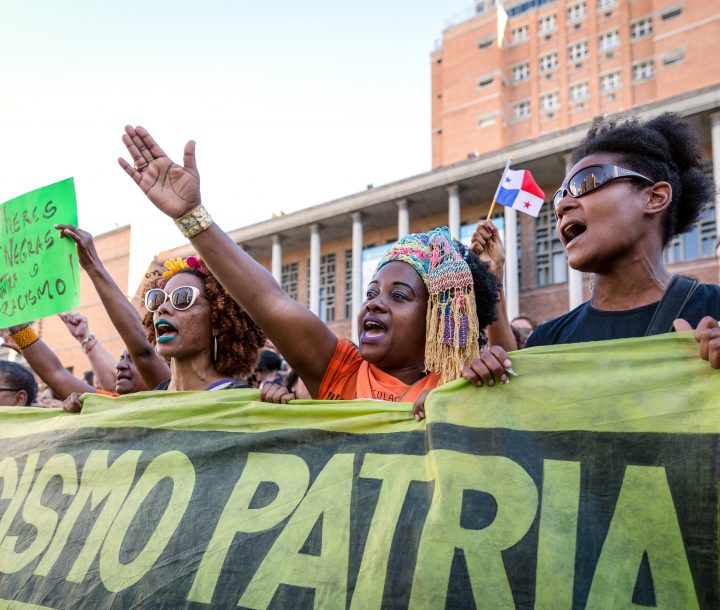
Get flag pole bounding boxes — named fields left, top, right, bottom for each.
left=486, top=157, right=513, bottom=221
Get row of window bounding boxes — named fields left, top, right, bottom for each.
left=508, top=6, right=682, bottom=46
left=280, top=195, right=716, bottom=308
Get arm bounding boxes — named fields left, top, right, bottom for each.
left=6, top=324, right=95, bottom=399
left=55, top=225, right=171, bottom=389
left=471, top=220, right=518, bottom=352
left=118, top=126, right=337, bottom=396
left=58, top=312, right=117, bottom=391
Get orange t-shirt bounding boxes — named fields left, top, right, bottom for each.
left=318, top=339, right=439, bottom=403
left=95, top=389, right=119, bottom=397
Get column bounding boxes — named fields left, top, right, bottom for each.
left=271, top=235, right=282, bottom=285
left=351, top=212, right=364, bottom=344
left=397, top=199, right=409, bottom=238
left=447, top=185, right=461, bottom=240
left=309, top=224, right=321, bottom=316
left=711, top=113, right=720, bottom=246
left=562, top=152, right=584, bottom=309
left=503, top=206, right=520, bottom=320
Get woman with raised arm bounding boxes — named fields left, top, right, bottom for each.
left=118, top=126, right=513, bottom=415
left=54, top=225, right=171, bottom=389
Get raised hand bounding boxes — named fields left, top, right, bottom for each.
left=674, top=317, right=720, bottom=369
left=118, top=125, right=200, bottom=219
left=55, top=225, right=101, bottom=271
left=58, top=312, right=89, bottom=342
left=471, top=220, right=505, bottom=281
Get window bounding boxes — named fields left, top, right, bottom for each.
left=567, top=2, right=586, bottom=22
left=663, top=49, right=685, bottom=66
left=281, top=262, right=299, bottom=301
left=540, top=52, right=558, bottom=72
left=630, top=18, right=652, bottom=41
left=664, top=199, right=717, bottom=264
left=541, top=92, right=559, bottom=112
left=661, top=7, right=682, bottom=20
left=344, top=249, right=353, bottom=319
left=535, top=204, right=567, bottom=286
left=478, top=75, right=494, bottom=87
left=478, top=113, right=497, bottom=128
left=538, top=13, right=557, bottom=35
left=507, top=0, right=556, bottom=18
left=569, top=81, right=589, bottom=102
left=569, top=40, right=588, bottom=61
left=305, top=253, right=336, bottom=322
left=600, top=71, right=620, bottom=92
left=512, top=62, right=530, bottom=82
left=598, top=29, right=620, bottom=51
left=477, top=36, right=494, bottom=49
left=512, top=100, right=531, bottom=120
left=511, top=24, right=529, bottom=44
left=632, top=60, right=654, bottom=81
left=597, top=0, right=617, bottom=9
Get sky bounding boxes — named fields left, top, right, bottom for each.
left=0, top=0, right=476, bottom=290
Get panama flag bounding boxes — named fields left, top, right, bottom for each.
left=494, top=161, right=546, bottom=217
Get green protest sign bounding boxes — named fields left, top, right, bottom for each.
left=0, top=334, right=717, bottom=608
left=0, top=178, right=79, bottom=326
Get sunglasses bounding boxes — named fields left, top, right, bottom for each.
left=144, top=286, right=202, bottom=312
left=553, top=163, right=655, bottom=209
left=0, top=388, right=20, bottom=392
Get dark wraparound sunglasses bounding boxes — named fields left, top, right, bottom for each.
left=144, top=286, right=202, bottom=312
left=553, top=163, right=655, bottom=209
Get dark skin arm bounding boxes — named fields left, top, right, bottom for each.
left=55, top=224, right=171, bottom=389
left=6, top=324, right=95, bottom=399
left=58, top=312, right=117, bottom=391
left=118, top=125, right=337, bottom=397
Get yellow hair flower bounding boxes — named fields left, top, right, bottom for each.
left=162, top=257, right=191, bottom=279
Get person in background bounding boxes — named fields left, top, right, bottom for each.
left=37, top=385, right=64, bottom=409
left=511, top=314, right=537, bottom=350
left=59, top=311, right=117, bottom=391
left=252, top=348, right=285, bottom=388
left=0, top=361, right=37, bottom=407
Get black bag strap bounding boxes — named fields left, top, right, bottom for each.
left=644, top=275, right=700, bottom=336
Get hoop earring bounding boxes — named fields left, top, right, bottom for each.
left=213, top=336, right=218, bottom=362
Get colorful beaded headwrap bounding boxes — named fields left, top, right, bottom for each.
left=377, top=227, right=480, bottom=384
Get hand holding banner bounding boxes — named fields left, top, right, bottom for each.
left=0, top=178, right=80, bottom=326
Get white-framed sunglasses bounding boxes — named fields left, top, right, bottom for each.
left=144, top=286, right=202, bottom=312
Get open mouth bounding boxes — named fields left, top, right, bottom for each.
left=561, top=222, right=587, bottom=245
left=360, top=316, right=388, bottom=343
left=155, top=319, right=178, bottom=343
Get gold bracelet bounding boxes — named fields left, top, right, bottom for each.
left=174, top=203, right=213, bottom=238
left=11, top=326, right=39, bottom=350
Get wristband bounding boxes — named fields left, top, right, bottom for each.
left=11, top=326, right=39, bottom=350
left=174, top=203, right=213, bottom=238
left=81, top=332, right=96, bottom=349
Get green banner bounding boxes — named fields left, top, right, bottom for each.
left=0, top=178, right=79, bottom=326
left=0, top=333, right=717, bottom=609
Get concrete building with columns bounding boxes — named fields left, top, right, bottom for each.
left=155, top=86, right=720, bottom=343
left=153, top=0, right=720, bottom=344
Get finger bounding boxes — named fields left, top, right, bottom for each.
left=118, top=157, right=142, bottom=185
left=673, top=318, right=693, bottom=332
left=480, top=347, right=510, bottom=384
left=122, top=132, right=150, bottom=166
left=183, top=140, right=197, bottom=173
left=130, top=133, right=155, bottom=164
left=279, top=392, right=295, bottom=404
left=461, top=362, right=484, bottom=387
left=695, top=317, right=720, bottom=362
left=413, top=389, right=429, bottom=421
left=708, top=337, right=720, bottom=369
left=135, top=125, right=169, bottom=159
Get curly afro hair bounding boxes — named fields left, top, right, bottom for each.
left=142, top=262, right=265, bottom=377
left=455, top=241, right=499, bottom=348
left=570, top=112, right=715, bottom=245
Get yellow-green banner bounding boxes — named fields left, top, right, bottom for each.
left=0, top=333, right=718, bottom=609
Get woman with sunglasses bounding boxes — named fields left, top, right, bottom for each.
left=523, top=113, right=720, bottom=362
left=141, top=256, right=265, bottom=391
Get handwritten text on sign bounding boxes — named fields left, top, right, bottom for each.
left=0, top=178, right=79, bottom=325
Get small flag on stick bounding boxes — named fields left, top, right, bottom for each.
left=486, top=160, right=546, bottom=219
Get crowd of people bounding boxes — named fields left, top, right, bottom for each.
left=1, top=112, right=719, bottom=413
